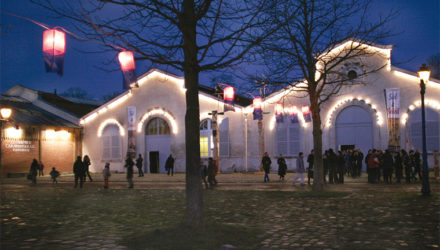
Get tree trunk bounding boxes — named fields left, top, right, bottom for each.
left=182, top=0, right=203, bottom=227
left=310, top=93, right=324, bottom=191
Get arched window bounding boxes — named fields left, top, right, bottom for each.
left=146, top=117, right=170, bottom=135
left=276, top=115, right=301, bottom=156
left=102, top=124, right=122, bottom=161
left=410, top=107, right=439, bottom=152
left=200, top=119, right=213, bottom=158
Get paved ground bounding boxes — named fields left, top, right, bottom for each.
left=1, top=172, right=439, bottom=249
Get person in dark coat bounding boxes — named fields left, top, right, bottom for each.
left=383, top=150, right=394, bottom=184
left=136, top=154, right=144, bottom=177
left=337, top=151, right=345, bottom=184
left=365, top=149, right=372, bottom=183
left=83, top=155, right=93, bottom=182
left=356, top=149, right=364, bottom=177
left=50, top=167, right=60, bottom=184
left=125, top=155, right=134, bottom=188
left=394, top=151, right=403, bottom=183
left=207, top=157, right=217, bottom=187
left=327, top=149, right=337, bottom=184
left=200, top=160, right=209, bottom=189
left=413, top=150, right=422, bottom=181
left=307, top=150, right=314, bottom=185
left=262, top=152, right=272, bottom=182
left=73, top=156, right=85, bottom=188
left=404, top=150, right=413, bottom=183
left=29, top=159, right=39, bottom=184
left=277, top=154, right=287, bottom=181
left=165, top=154, right=175, bottom=176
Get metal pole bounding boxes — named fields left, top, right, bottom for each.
left=420, top=79, right=431, bottom=195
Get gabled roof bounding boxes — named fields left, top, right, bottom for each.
left=80, top=69, right=252, bottom=123
left=0, top=97, right=80, bottom=128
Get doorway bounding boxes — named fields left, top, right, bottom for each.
left=149, top=151, right=159, bottom=173
left=340, top=144, right=355, bottom=151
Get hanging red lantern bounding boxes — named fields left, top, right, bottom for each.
left=275, top=103, right=284, bottom=123
left=42, top=29, right=66, bottom=76
left=118, top=51, right=135, bottom=71
left=223, top=86, right=235, bottom=112
left=302, top=105, right=311, bottom=122
left=118, top=51, right=137, bottom=89
left=253, top=97, right=262, bottom=109
left=253, top=97, right=263, bottom=120
left=289, top=105, right=299, bottom=123
left=43, top=29, right=66, bottom=55
left=223, top=86, right=235, bottom=102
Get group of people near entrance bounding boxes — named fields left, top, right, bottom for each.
left=28, top=159, right=59, bottom=184
left=262, top=148, right=440, bottom=185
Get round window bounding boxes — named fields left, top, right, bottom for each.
left=347, top=70, right=358, bottom=80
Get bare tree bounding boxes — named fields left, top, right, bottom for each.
left=34, top=0, right=275, bottom=226
left=257, top=0, right=396, bottom=191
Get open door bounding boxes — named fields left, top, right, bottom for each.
left=149, top=151, right=159, bottom=173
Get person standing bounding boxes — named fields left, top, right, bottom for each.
left=337, top=151, right=345, bottom=184
left=165, top=154, right=175, bottom=176
left=277, top=154, right=287, bottom=181
left=38, top=160, right=45, bottom=176
left=200, top=160, right=209, bottom=189
left=136, top=154, right=144, bottom=177
left=394, top=151, right=403, bottom=184
left=29, top=159, right=39, bottom=184
left=125, top=155, right=134, bottom=188
left=103, top=163, right=111, bottom=189
left=413, top=150, right=422, bottom=181
left=207, top=157, right=217, bottom=187
left=356, top=149, right=364, bottom=177
left=73, top=156, right=85, bottom=188
left=50, top=167, right=60, bottom=184
left=383, top=150, right=394, bottom=184
left=434, top=150, right=439, bottom=181
left=402, top=150, right=412, bottom=183
left=327, top=149, right=337, bottom=184
left=262, top=152, right=271, bottom=182
left=307, top=150, right=314, bottom=185
left=83, top=155, right=93, bottom=182
left=292, top=152, right=305, bottom=186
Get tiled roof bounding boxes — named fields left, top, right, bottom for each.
left=0, top=97, right=80, bottom=128
left=38, top=92, right=99, bottom=118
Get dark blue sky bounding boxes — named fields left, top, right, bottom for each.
left=1, top=0, right=439, bottom=99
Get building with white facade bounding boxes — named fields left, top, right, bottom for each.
left=79, top=41, right=440, bottom=174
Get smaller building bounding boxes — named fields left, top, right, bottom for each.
left=0, top=86, right=100, bottom=176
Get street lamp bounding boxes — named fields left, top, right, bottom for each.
left=0, top=108, right=12, bottom=120
left=418, top=64, right=431, bottom=195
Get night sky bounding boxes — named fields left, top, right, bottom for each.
left=1, top=0, right=439, bottom=99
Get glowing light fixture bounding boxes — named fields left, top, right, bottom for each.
left=43, top=29, right=66, bottom=56
left=0, top=108, right=12, bottom=120
left=6, top=127, right=22, bottom=139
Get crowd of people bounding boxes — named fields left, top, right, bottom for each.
left=265, top=148, right=440, bottom=185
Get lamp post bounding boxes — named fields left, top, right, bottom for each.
left=418, top=64, right=431, bottom=196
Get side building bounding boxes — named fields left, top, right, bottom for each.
left=0, top=86, right=100, bottom=176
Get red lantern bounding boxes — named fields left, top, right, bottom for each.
left=118, top=51, right=135, bottom=71
left=288, top=105, right=298, bottom=115
left=302, top=105, right=311, bottom=122
left=43, top=29, right=66, bottom=55
left=301, top=105, right=310, bottom=114
left=223, top=86, right=235, bottom=102
left=253, top=97, right=262, bottom=109
left=275, top=103, right=284, bottom=115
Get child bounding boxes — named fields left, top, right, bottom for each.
left=50, top=167, right=60, bottom=184
left=103, top=163, right=111, bottom=189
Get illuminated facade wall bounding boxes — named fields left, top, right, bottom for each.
left=81, top=42, right=440, bottom=173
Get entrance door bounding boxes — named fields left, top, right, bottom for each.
left=336, top=106, right=373, bottom=171
left=149, top=151, right=159, bottom=173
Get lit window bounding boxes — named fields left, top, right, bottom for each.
left=146, top=118, right=170, bottom=135
left=200, top=136, right=209, bottom=157
left=276, top=115, right=301, bottom=156
left=102, top=125, right=122, bottom=161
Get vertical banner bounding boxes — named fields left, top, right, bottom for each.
left=385, top=88, right=400, bottom=151
left=127, top=106, right=136, bottom=158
